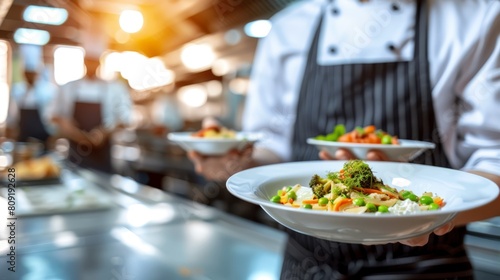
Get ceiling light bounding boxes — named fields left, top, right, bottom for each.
left=224, top=29, right=242, bottom=45
left=205, top=80, right=223, bottom=98
left=229, top=77, right=250, bottom=95
left=212, top=59, right=231, bottom=76
left=53, top=46, right=85, bottom=85
left=14, top=28, right=50, bottom=45
left=23, top=5, right=68, bottom=25
left=244, top=20, right=272, bottom=38
left=0, top=82, right=9, bottom=125
left=178, top=85, right=208, bottom=108
left=119, top=10, right=143, bottom=34
left=180, top=43, right=215, bottom=71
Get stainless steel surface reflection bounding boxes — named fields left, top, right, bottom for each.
left=0, top=166, right=287, bottom=280
left=465, top=217, right=500, bottom=279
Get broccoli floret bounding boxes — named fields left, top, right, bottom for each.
left=326, top=171, right=340, bottom=181
left=340, top=160, right=375, bottom=189
left=309, top=174, right=332, bottom=198
left=331, top=184, right=350, bottom=197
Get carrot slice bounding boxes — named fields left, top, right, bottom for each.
left=333, top=198, right=352, bottom=211
left=302, top=199, right=319, bottom=204
left=192, top=125, right=221, bottom=137
left=353, top=187, right=399, bottom=199
left=364, top=125, right=376, bottom=134
left=433, top=196, right=445, bottom=207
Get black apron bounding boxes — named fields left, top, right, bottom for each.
left=18, top=108, right=50, bottom=144
left=17, top=86, right=50, bottom=144
left=284, top=1, right=472, bottom=279
left=67, top=101, right=113, bottom=174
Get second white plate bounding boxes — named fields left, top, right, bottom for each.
left=168, top=131, right=263, bottom=155
left=307, top=138, right=436, bottom=161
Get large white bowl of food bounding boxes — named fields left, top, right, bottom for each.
left=226, top=160, right=498, bottom=244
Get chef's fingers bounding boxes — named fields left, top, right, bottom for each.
left=319, top=150, right=335, bottom=160
left=366, top=149, right=390, bottom=161
left=334, top=148, right=357, bottom=160
left=187, top=151, right=204, bottom=173
left=399, top=234, right=430, bottom=247
left=398, top=222, right=454, bottom=247
left=433, top=221, right=454, bottom=236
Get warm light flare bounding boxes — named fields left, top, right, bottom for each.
left=108, top=51, right=174, bottom=91
left=119, top=10, right=143, bottom=34
left=178, top=85, right=208, bottom=107
left=181, top=44, right=215, bottom=71
left=53, top=46, right=85, bottom=85
left=0, top=40, right=9, bottom=126
left=0, top=82, right=9, bottom=125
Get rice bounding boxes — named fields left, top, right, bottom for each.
left=388, top=199, right=422, bottom=215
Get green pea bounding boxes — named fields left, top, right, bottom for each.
left=318, top=197, right=329, bottom=206
left=325, top=134, right=337, bottom=141
left=428, top=203, right=440, bottom=210
left=366, top=203, right=377, bottom=212
left=316, top=135, right=327, bottom=141
left=381, top=135, right=392, bottom=144
left=420, top=195, right=434, bottom=205
left=353, top=198, right=365, bottom=206
left=303, top=204, right=313, bottom=209
left=408, top=193, right=419, bottom=202
left=378, top=205, right=389, bottom=213
left=287, top=190, right=297, bottom=200
left=270, top=195, right=281, bottom=203
left=401, top=191, right=412, bottom=199
left=355, top=126, right=365, bottom=136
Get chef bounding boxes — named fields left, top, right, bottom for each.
left=49, top=32, right=132, bottom=173
left=188, top=0, right=500, bottom=279
left=6, top=44, right=57, bottom=149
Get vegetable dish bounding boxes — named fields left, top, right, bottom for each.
left=269, top=160, right=444, bottom=214
left=315, top=124, right=399, bottom=145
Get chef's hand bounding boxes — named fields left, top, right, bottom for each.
left=398, top=222, right=455, bottom=246
left=319, top=148, right=389, bottom=161
left=187, top=117, right=256, bottom=181
left=51, top=117, right=91, bottom=146
left=86, top=126, right=112, bottom=148
left=188, top=145, right=254, bottom=181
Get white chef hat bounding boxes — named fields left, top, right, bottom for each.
left=19, top=44, right=43, bottom=72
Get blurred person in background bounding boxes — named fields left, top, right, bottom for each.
left=6, top=44, right=58, bottom=150
left=188, top=0, right=500, bottom=279
left=151, top=92, right=184, bottom=137
left=49, top=37, right=133, bottom=174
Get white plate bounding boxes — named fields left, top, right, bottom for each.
left=226, top=161, right=498, bottom=244
left=307, top=138, right=436, bottom=161
left=168, top=131, right=263, bottom=155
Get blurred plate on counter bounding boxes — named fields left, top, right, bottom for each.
left=0, top=181, right=114, bottom=216
left=1, top=177, right=61, bottom=187
left=307, top=138, right=436, bottom=161
left=167, top=131, right=263, bottom=155
left=0, top=155, right=61, bottom=186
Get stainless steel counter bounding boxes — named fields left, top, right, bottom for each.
left=2, top=164, right=499, bottom=280
left=465, top=217, right=500, bottom=279
left=0, top=167, right=287, bottom=280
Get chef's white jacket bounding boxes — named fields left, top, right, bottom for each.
left=243, top=0, right=500, bottom=175
left=49, top=78, right=133, bottom=130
